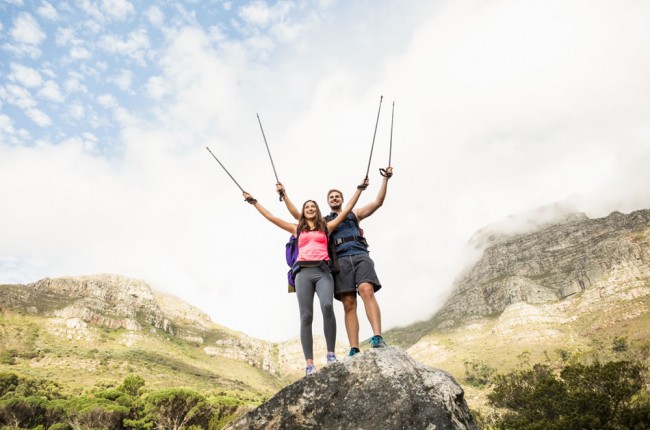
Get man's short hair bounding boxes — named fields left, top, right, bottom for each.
left=327, top=189, right=343, bottom=200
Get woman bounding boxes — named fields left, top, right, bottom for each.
left=243, top=177, right=367, bottom=376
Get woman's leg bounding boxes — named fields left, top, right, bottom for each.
left=314, top=270, right=336, bottom=353
left=295, top=268, right=317, bottom=361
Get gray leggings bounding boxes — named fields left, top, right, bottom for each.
left=294, top=266, right=336, bottom=360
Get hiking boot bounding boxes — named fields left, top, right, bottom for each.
left=348, top=347, right=361, bottom=357
left=370, top=335, right=387, bottom=348
left=305, top=364, right=316, bottom=376
left=326, top=352, right=337, bottom=364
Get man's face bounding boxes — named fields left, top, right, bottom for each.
left=328, top=192, right=343, bottom=210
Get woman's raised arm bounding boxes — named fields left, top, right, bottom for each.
left=243, top=192, right=296, bottom=236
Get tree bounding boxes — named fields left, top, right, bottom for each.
left=0, top=396, right=47, bottom=428
left=119, top=375, right=145, bottom=397
left=64, top=397, right=130, bottom=430
left=488, top=360, right=647, bottom=430
left=144, top=389, right=213, bottom=430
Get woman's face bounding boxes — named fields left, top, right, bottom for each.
left=303, top=201, right=319, bottom=220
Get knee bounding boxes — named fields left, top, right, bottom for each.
left=300, top=312, right=313, bottom=327
left=358, top=283, right=375, bottom=299
left=322, top=302, right=334, bottom=318
left=342, top=295, right=357, bottom=313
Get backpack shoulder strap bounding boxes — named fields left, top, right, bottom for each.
left=349, top=211, right=361, bottom=230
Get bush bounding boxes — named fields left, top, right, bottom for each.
left=0, top=396, right=47, bottom=428
left=0, top=351, right=15, bottom=366
left=488, top=360, right=647, bottom=430
left=463, top=360, right=495, bottom=387
left=144, top=388, right=213, bottom=430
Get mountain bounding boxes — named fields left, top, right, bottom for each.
left=385, top=209, right=650, bottom=345
left=0, top=274, right=342, bottom=399
left=1, top=208, right=648, bottom=419
left=382, top=208, right=650, bottom=412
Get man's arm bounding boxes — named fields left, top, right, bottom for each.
left=354, top=167, right=393, bottom=221
left=277, top=183, right=300, bottom=220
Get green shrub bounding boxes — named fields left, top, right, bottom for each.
left=488, top=360, right=647, bottom=430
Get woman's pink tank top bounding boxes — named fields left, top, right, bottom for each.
left=297, top=230, right=329, bottom=261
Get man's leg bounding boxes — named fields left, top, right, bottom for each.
left=358, top=282, right=382, bottom=336
left=340, top=292, right=359, bottom=349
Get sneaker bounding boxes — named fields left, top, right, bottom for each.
left=306, top=364, right=316, bottom=376
left=370, top=335, right=387, bottom=348
left=348, top=347, right=361, bottom=357
left=326, top=352, right=337, bottom=364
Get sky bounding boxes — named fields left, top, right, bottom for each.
left=1, top=0, right=650, bottom=343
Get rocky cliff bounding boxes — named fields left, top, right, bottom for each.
left=224, top=347, right=477, bottom=430
left=0, top=274, right=341, bottom=377
left=435, top=209, right=650, bottom=328
left=1, top=274, right=178, bottom=332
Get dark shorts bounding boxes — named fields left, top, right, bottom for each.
left=334, top=253, right=381, bottom=301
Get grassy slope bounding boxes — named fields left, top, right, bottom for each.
left=0, top=308, right=285, bottom=401
left=403, top=284, right=650, bottom=412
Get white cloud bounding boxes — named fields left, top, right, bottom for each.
left=64, top=73, right=87, bottom=94
left=8, top=63, right=43, bottom=87
left=0, top=114, right=16, bottom=134
left=101, top=0, right=135, bottom=21
left=145, top=76, right=169, bottom=100
left=4, top=84, right=36, bottom=109
left=25, top=107, right=52, bottom=126
left=4, top=12, right=46, bottom=58
left=37, top=2, right=58, bottom=20
left=3, top=0, right=24, bottom=6
left=77, top=0, right=105, bottom=22
left=68, top=102, right=86, bottom=120
left=98, top=29, right=150, bottom=65
left=208, top=24, right=227, bottom=43
left=10, top=12, right=46, bottom=46
left=70, top=45, right=92, bottom=60
left=111, top=69, right=133, bottom=91
left=55, top=27, right=75, bottom=46
left=97, top=93, right=118, bottom=109
left=145, top=6, right=164, bottom=27
left=38, top=80, right=64, bottom=102
left=239, top=0, right=273, bottom=27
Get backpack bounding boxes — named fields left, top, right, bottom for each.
left=285, top=227, right=336, bottom=293
left=325, top=212, right=366, bottom=247
left=285, top=234, right=300, bottom=293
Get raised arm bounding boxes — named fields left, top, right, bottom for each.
left=355, top=166, right=393, bottom=221
left=326, top=177, right=369, bottom=232
left=277, top=183, right=300, bottom=220
left=243, top=192, right=296, bottom=236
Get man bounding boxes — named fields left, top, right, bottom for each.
left=276, top=167, right=393, bottom=356
left=323, top=167, right=392, bottom=356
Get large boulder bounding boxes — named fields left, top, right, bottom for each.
left=224, top=347, right=477, bottom=430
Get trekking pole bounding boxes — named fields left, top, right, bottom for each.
left=256, top=113, right=284, bottom=201
left=205, top=146, right=246, bottom=193
left=365, top=95, right=383, bottom=180
left=380, top=101, right=394, bottom=178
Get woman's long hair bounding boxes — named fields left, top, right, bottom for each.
left=297, top=200, right=327, bottom=233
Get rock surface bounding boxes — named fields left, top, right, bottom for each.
left=437, top=209, right=650, bottom=327
left=224, top=347, right=477, bottom=430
